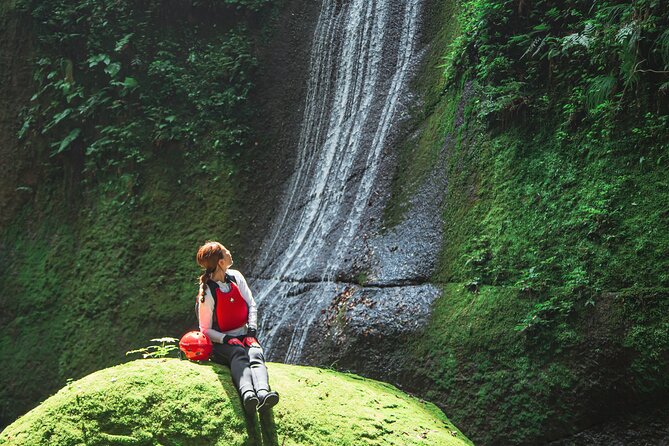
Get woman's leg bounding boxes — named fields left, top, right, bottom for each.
left=212, top=343, right=255, bottom=397
left=248, top=346, right=279, bottom=408
left=247, top=346, right=270, bottom=392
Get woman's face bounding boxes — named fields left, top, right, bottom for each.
left=218, top=247, right=233, bottom=270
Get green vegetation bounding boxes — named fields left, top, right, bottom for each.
left=0, top=0, right=275, bottom=427
left=17, top=0, right=270, bottom=170
left=126, top=337, right=179, bottom=359
left=0, top=359, right=472, bottom=446
left=2, top=0, right=668, bottom=443
left=385, top=0, right=669, bottom=443
left=0, top=156, right=242, bottom=426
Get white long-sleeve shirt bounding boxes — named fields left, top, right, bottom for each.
left=198, top=268, right=258, bottom=343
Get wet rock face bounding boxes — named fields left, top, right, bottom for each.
left=240, top=0, right=464, bottom=434
left=364, top=140, right=449, bottom=286
left=240, top=0, right=471, bottom=435
left=248, top=0, right=436, bottom=367
left=250, top=0, right=424, bottom=282
left=240, top=0, right=323, bottom=263
left=0, top=8, right=37, bottom=232
left=289, top=136, right=450, bottom=371
left=253, top=278, right=440, bottom=367
left=306, top=283, right=441, bottom=374
left=546, top=404, right=669, bottom=446
left=248, top=126, right=449, bottom=367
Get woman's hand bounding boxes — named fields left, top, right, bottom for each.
left=227, top=337, right=244, bottom=346
left=243, top=337, right=260, bottom=348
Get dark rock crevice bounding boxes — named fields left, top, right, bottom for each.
left=237, top=0, right=324, bottom=265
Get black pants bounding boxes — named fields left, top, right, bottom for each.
left=211, top=341, right=271, bottom=396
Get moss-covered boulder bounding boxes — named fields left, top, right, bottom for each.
left=0, top=359, right=472, bottom=446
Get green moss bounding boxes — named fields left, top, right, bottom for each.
left=382, top=0, right=464, bottom=228
left=411, top=284, right=669, bottom=444
left=0, top=147, right=245, bottom=425
left=619, top=288, right=669, bottom=391
left=412, top=285, right=577, bottom=443
left=383, top=0, right=669, bottom=443
left=0, top=359, right=473, bottom=446
left=355, top=272, right=369, bottom=286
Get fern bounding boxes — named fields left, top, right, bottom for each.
left=520, top=36, right=544, bottom=59
left=615, top=21, right=641, bottom=88
left=656, top=29, right=669, bottom=69
left=126, top=337, right=179, bottom=359
left=586, top=76, right=617, bottom=110
left=616, top=22, right=640, bottom=50
left=562, top=26, right=593, bottom=52
left=599, top=4, right=633, bottom=24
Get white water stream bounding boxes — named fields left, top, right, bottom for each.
left=253, top=0, right=422, bottom=362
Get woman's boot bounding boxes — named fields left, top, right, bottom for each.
left=242, top=390, right=259, bottom=414
left=257, top=390, right=279, bottom=410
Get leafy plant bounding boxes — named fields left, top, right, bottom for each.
left=19, top=0, right=269, bottom=173
left=515, top=266, right=548, bottom=295
left=585, top=75, right=617, bottom=110
left=514, top=295, right=574, bottom=333
left=126, top=337, right=179, bottom=359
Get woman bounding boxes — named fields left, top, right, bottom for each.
left=195, top=240, right=279, bottom=414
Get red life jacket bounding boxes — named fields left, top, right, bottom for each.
left=213, top=281, right=249, bottom=332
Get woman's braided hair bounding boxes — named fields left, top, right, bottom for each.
left=195, top=240, right=226, bottom=303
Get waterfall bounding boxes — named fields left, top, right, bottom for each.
left=252, top=0, right=422, bottom=362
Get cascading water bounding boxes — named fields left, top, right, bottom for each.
left=252, top=0, right=424, bottom=363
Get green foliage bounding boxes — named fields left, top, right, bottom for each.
left=1, top=0, right=278, bottom=427
left=428, top=0, right=669, bottom=325
left=125, top=337, right=179, bottom=359
left=0, top=147, right=243, bottom=426
left=585, top=75, right=617, bottom=110
left=18, top=0, right=270, bottom=172
left=413, top=285, right=560, bottom=444
left=385, top=0, right=669, bottom=443
left=441, top=0, right=669, bottom=126
left=514, top=294, right=575, bottom=333
left=621, top=289, right=669, bottom=390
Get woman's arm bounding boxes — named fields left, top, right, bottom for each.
left=198, top=290, right=228, bottom=343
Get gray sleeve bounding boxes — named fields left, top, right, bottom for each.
left=233, top=270, right=257, bottom=330
left=198, top=288, right=227, bottom=344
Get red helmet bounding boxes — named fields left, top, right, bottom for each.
left=179, top=331, right=212, bottom=361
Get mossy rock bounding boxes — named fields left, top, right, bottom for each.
left=0, top=359, right=472, bottom=446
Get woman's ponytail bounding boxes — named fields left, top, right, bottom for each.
left=198, top=271, right=212, bottom=303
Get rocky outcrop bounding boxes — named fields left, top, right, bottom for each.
left=0, top=358, right=473, bottom=446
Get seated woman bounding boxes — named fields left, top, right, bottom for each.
left=195, top=240, right=279, bottom=414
